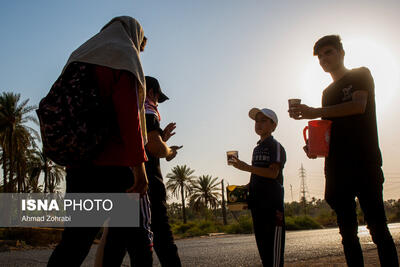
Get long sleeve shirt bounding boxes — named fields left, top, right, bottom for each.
left=92, top=65, right=147, bottom=167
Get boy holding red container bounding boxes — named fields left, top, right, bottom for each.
left=289, top=35, right=398, bottom=267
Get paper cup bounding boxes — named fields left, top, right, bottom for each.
left=288, top=98, right=301, bottom=108
left=226, top=151, right=238, bottom=165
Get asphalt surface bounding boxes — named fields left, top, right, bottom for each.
left=1, top=223, right=399, bottom=266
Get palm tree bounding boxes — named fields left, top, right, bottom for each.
left=32, top=148, right=65, bottom=193
left=34, top=149, right=50, bottom=193
left=25, top=167, right=43, bottom=193
left=14, top=147, right=29, bottom=192
left=13, top=132, right=38, bottom=192
left=47, top=162, right=65, bottom=193
left=25, top=148, right=44, bottom=193
left=166, top=165, right=196, bottom=223
left=0, top=150, right=5, bottom=191
left=190, top=175, right=221, bottom=211
left=0, top=92, right=38, bottom=192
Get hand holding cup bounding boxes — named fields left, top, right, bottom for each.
left=288, top=98, right=301, bottom=119
left=227, top=151, right=239, bottom=165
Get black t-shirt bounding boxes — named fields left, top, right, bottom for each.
left=145, top=113, right=164, bottom=185
left=322, top=67, right=382, bottom=166
left=249, top=136, right=286, bottom=209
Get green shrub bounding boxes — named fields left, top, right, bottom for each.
left=285, top=216, right=322, bottom=230
left=285, top=216, right=301, bottom=230
left=198, top=220, right=213, bottom=231
left=171, top=215, right=323, bottom=237
left=171, top=221, right=196, bottom=235
left=225, top=215, right=253, bottom=234
left=171, top=217, right=253, bottom=237
left=185, top=226, right=206, bottom=237
left=315, top=210, right=337, bottom=227
left=171, top=221, right=220, bottom=238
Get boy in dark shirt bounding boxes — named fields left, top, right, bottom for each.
left=139, top=76, right=182, bottom=267
left=289, top=35, right=398, bottom=267
left=231, top=108, right=286, bottom=267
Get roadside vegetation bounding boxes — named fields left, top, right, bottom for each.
left=1, top=91, right=400, bottom=244
left=167, top=196, right=400, bottom=238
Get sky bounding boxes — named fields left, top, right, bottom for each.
left=1, top=1, right=400, bottom=202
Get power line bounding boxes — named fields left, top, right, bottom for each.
left=299, top=164, right=308, bottom=201
left=290, top=184, right=293, bottom=202
left=299, top=164, right=309, bottom=215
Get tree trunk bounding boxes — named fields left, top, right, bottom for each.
left=8, top=131, right=14, bottom=192
left=2, top=154, right=7, bottom=192
left=180, top=183, right=186, bottom=224
left=22, top=167, right=27, bottom=193
left=44, top=161, right=48, bottom=193
left=221, top=179, right=227, bottom=225
left=49, top=173, right=54, bottom=193
left=16, top=161, right=21, bottom=193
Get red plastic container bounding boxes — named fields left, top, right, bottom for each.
left=303, top=120, right=332, bottom=158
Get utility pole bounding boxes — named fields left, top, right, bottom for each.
left=290, top=184, right=293, bottom=202
left=299, top=164, right=308, bottom=215
left=221, top=179, right=228, bottom=225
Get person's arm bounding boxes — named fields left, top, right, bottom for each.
left=289, top=90, right=368, bottom=120
left=231, top=157, right=280, bottom=179
left=146, top=131, right=183, bottom=161
left=127, top=162, right=148, bottom=194
left=146, top=130, right=173, bottom=158
left=111, top=70, right=148, bottom=194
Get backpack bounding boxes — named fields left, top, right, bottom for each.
left=36, top=62, right=111, bottom=166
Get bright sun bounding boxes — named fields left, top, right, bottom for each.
left=301, top=38, right=400, bottom=114
left=344, top=38, right=400, bottom=113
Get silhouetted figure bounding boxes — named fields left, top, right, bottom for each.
left=289, top=35, right=398, bottom=267
left=130, top=76, right=182, bottom=266
left=231, top=108, right=286, bottom=267
left=47, top=16, right=152, bottom=267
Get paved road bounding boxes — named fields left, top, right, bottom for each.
left=1, top=223, right=400, bottom=266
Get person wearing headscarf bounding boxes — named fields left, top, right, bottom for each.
left=94, top=76, right=183, bottom=267
left=47, top=16, right=152, bottom=267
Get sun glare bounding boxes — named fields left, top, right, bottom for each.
left=300, top=38, right=399, bottom=114
left=344, top=38, right=400, bottom=113
left=300, top=58, right=332, bottom=107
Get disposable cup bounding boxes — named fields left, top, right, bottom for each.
left=288, top=98, right=301, bottom=108
left=226, top=151, right=238, bottom=165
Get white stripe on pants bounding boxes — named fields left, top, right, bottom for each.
left=273, top=226, right=283, bottom=267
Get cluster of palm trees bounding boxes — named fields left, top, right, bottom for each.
left=0, top=91, right=224, bottom=223
left=0, top=92, right=64, bottom=193
left=166, top=165, right=222, bottom=223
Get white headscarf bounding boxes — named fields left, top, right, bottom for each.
left=62, top=16, right=147, bottom=144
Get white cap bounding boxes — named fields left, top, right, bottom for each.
left=249, top=108, right=278, bottom=125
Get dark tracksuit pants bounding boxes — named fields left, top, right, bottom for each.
left=130, top=176, right=181, bottom=267
left=150, top=195, right=181, bottom=267
left=251, top=207, right=285, bottom=267
left=325, top=163, right=399, bottom=267
left=47, top=166, right=153, bottom=267
left=250, top=183, right=285, bottom=267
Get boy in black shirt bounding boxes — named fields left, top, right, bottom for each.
left=131, top=76, right=182, bottom=267
left=231, top=108, right=286, bottom=267
left=289, top=35, right=398, bottom=267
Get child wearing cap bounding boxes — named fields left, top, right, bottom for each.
left=231, top=108, right=286, bottom=267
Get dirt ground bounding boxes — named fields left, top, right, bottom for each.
left=0, top=238, right=398, bottom=266
left=286, top=246, right=389, bottom=266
